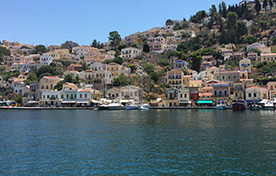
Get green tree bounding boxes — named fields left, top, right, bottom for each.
left=143, top=63, right=155, bottom=74
left=91, top=39, right=98, bottom=48
left=166, top=19, right=173, bottom=26
left=149, top=71, right=161, bottom=83
left=158, top=59, right=170, bottom=67
left=54, top=80, right=65, bottom=91
left=250, top=24, right=259, bottom=36
left=143, top=43, right=150, bottom=53
left=254, top=0, right=261, bottom=14
left=243, top=35, right=257, bottom=44
left=113, top=74, right=129, bottom=86
left=127, top=64, right=136, bottom=73
left=236, top=21, right=248, bottom=40
left=25, top=72, right=38, bottom=85
left=108, top=31, right=121, bottom=48
left=32, top=45, right=47, bottom=55
left=112, top=57, right=123, bottom=65
left=61, top=41, right=79, bottom=52
left=259, top=21, right=270, bottom=31
left=263, top=0, right=268, bottom=10
left=14, top=93, right=22, bottom=103
left=0, top=46, right=11, bottom=62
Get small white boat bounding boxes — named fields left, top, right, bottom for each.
left=249, top=103, right=262, bottom=110
left=125, top=103, right=138, bottom=110
left=264, top=101, right=275, bottom=110
left=108, top=102, right=124, bottom=110
left=138, top=104, right=150, bottom=110
left=216, top=101, right=226, bottom=110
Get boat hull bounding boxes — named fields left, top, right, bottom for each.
left=249, top=105, right=261, bottom=110
left=138, top=104, right=150, bottom=110
left=263, top=106, right=275, bottom=110
left=98, top=105, right=109, bottom=110
left=125, top=105, right=137, bottom=110
left=232, top=104, right=245, bottom=111
left=216, top=105, right=226, bottom=110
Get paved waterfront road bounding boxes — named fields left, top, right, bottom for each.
left=0, top=109, right=276, bottom=175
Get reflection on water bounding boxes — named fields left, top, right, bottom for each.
left=0, top=110, right=276, bottom=175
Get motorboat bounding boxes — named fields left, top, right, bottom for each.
left=263, top=101, right=275, bottom=110
left=138, top=103, right=150, bottom=110
left=249, top=102, right=262, bottom=110
left=97, top=104, right=109, bottom=110
left=232, top=100, right=245, bottom=111
left=216, top=100, right=227, bottom=110
left=125, top=102, right=138, bottom=110
left=107, top=102, right=124, bottom=110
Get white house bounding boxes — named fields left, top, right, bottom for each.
left=121, top=47, right=142, bottom=59
left=90, top=62, right=107, bottom=71
left=40, top=53, right=54, bottom=65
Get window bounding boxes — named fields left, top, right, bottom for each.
left=180, top=94, right=183, bottom=98
left=249, top=93, right=251, bottom=97
left=184, top=94, right=187, bottom=98
left=254, top=93, right=257, bottom=97
left=85, top=94, right=87, bottom=98
left=80, top=94, right=82, bottom=98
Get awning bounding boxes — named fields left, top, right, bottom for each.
left=197, top=100, right=213, bottom=104
left=76, top=101, right=89, bottom=104
left=179, top=100, right=191, bottom=103
left=0, top=101, right=5, bottom=104
left=62, top=101, right=76, bottom=103
left=27, top=101, right=39, bottom=104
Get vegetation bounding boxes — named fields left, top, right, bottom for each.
left=61, top=41, right=79, bottom=52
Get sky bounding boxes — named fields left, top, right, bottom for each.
left=0, top=0, right=241, bottom=46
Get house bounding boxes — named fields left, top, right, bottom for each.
left=4, top=55, right=23, bottom=66
left=199, top=86, right=213, bottom=100
left=200, top=66, right=219, bottom=80
left=76, top=88, right=94, bottom=106
left=267, top=82, right=276, bottom=99
left=72, top=46, right=92, bottom=57
left=213, top=71, right=240, bottom=86
left=123, top=35, right=138, bottom=46
left=212, top=81, right=231, bottom=104
left=120, top=85, right=142, bottom=102
left=39, top=76, right=61, bottom=92
left=260, top=53, right=276, bottom=62
left=233, top=81, right=244, bottom=100
left=260, top=47, right=271, bottom=54
left=67, top=64, right=82, bottom=71
left=106, top=87, right=120, bottom=99
left=147, top=37, right=165, bottom=53
left=40, top=90, right=61, bottom=107
left=61, top=82, right=78, bottom=103
left=90, top=62, right=106, bottom=71
left=106, top=63, right=130, bottom=78
left=12, top=80, right=25, bottom=94
left=165, top=87, right=179, bottom=107
left=224, top=52, right=244, bottom=61
left=178, top=87, right=190, bottom=106
left=167, top=69, right=183, bottom=89
left=201, top=55, right=216, bottom=71
left=247, top=52, right=258, bottom=61
left=245, top=86, right=268, bottom=101
left=173, top=60, right=189, bottom=70
left=239, top=58, right=251, bottom=73
left=121, top=47, right=142, bottom=59
left=40, top=53, right=53, bottom=65
left=247, top=43, right=266, bottom=52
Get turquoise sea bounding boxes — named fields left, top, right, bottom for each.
left=0, top=109, right=276, bottom=175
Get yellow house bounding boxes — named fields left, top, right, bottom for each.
left=239, top=58, right=251, bottom=73
left=107, top=63, right=129, bottom=78
left=183, top=75, right=192, bottom=88
left=167, top=69, right=183, bottom=89
left=39, top=76, right=61, bottom=92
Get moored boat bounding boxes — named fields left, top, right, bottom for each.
left=232, top=100, right=245, bottom=111
left=107, top=102, right=124, bottom=110
left=138, top=104, right=150, bottom=110
left=216, top=100, right=227, bottom=110
left=263, top=101, right=275, bottom=110
left=249, top=103, right=262, bottom=110
left=97, top=104, right=109, bottom=110
left=125, top=103, right=138, bottom=110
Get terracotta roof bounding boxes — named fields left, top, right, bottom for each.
left=79, top=89, right=92, bottom=92
left=199, top=93, right=212, bottom=97
left=44, top=76, right=60, bottom=80
left=261, top=53, right=276, bottom=56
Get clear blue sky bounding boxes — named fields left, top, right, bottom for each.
left=0, top=0, right=241, bottom=46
